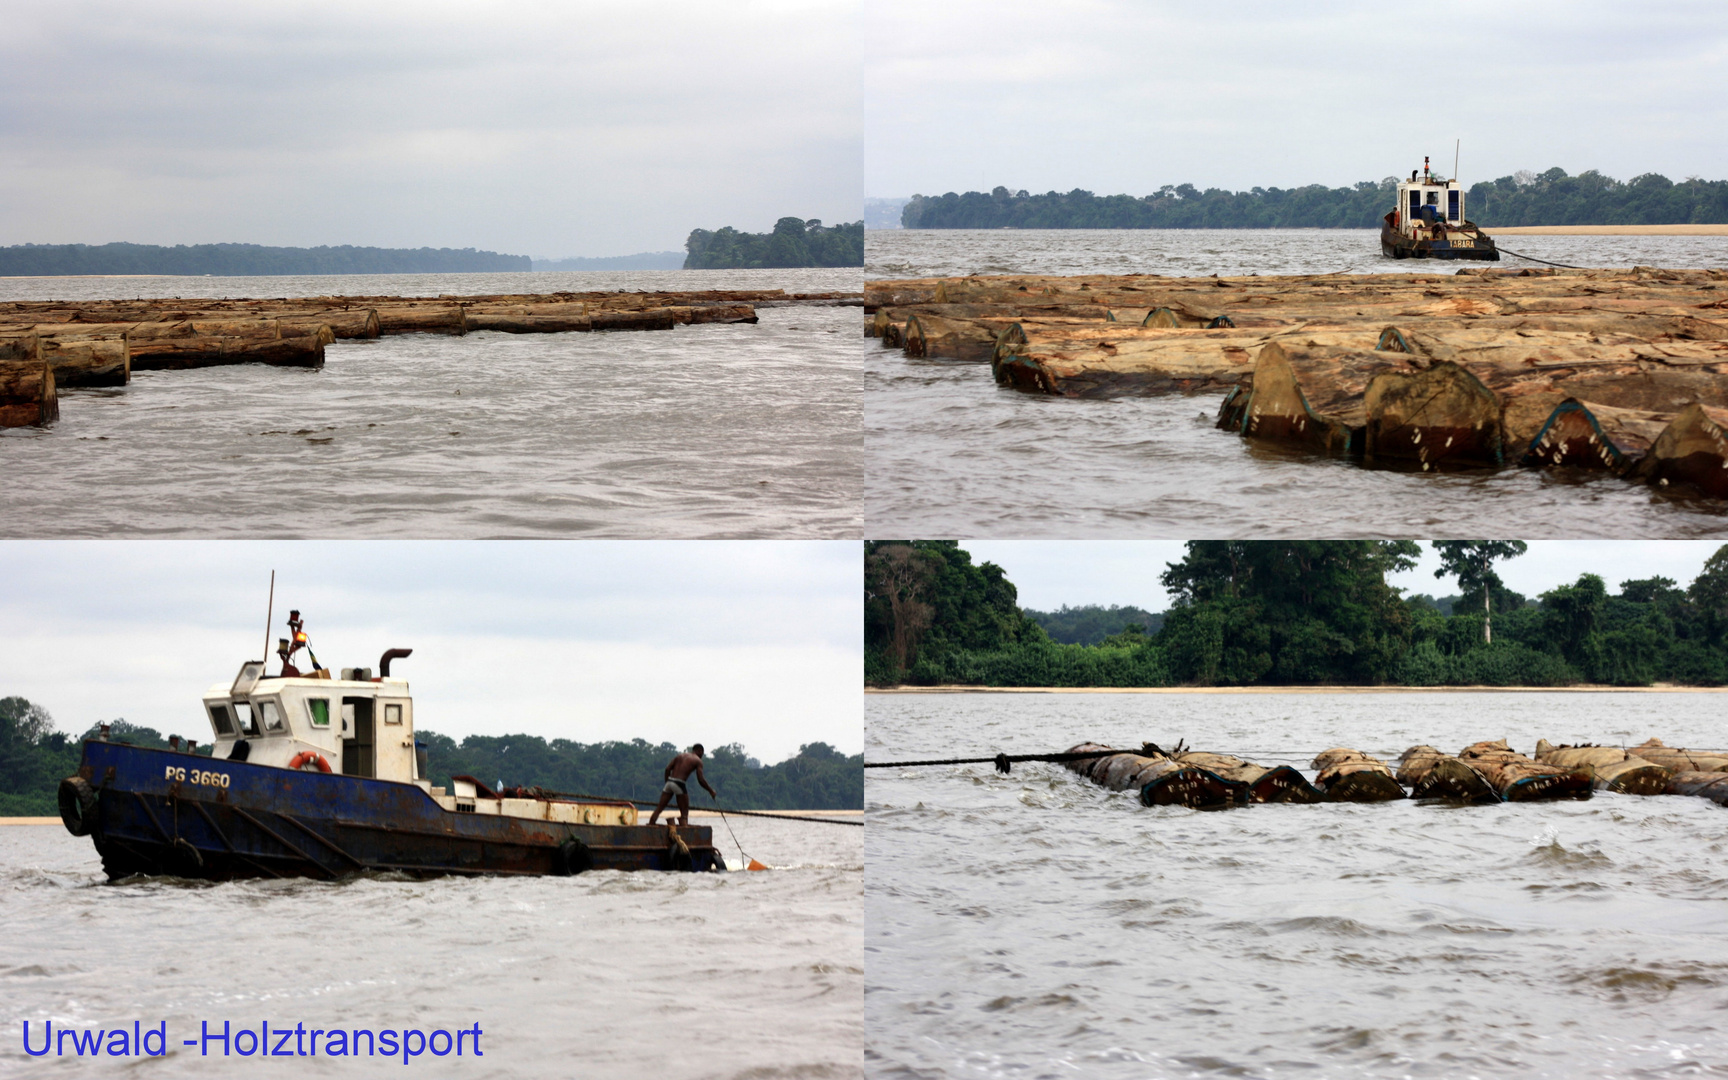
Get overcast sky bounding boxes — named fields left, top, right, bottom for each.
left=0, top=541, right=860, bottom=762
left=1, top=0, right=860, bottom=258
left=960, top=541, right=1728, bottom=614
left=866, top=0, right=1728, bottom=199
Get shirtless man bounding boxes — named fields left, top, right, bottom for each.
left=648, top=744, right=717, bottom=827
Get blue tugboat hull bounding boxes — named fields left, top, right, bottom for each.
left=66, top=741, right=720, bottom=880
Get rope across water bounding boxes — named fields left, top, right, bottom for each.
left=865, top=743, right=1180, bottom=774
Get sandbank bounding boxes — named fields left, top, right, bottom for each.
left=867, top=684, right=1728, bottom=695
left=1483, top=224, right=1728, bottom=236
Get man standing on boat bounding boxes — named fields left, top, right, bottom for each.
left=648, top=744, right=717, bottom=827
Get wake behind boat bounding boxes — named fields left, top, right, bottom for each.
left=57, top=612, right=723, bottom=880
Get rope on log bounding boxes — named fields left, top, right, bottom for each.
left=865, top=742, right=1185, bottom=774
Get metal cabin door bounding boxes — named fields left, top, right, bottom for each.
left=342, top=697, right=376, bottom=778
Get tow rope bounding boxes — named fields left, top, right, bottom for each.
left=865, top=742, right=1185, bottom=774
left=1494, top=246, right=1586, bottom=270
left=530, top=787, right=862, bottom=826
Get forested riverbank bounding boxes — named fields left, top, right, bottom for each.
left=0, top=242, right=531, bottom=276
left=864, top=541, right=1728, bottom=689
left=900, top=169, right=1728, bottom=229
left=0, top=700, right=861, bottom=816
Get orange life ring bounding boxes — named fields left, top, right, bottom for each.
left=288, top=751, right=332, bottom=773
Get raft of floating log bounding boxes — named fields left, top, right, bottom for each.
left=0, top=289, right=858, bottom=427
left=866, top=267, right=1728, bottom=498
left=1059, top=736, right=1728, bottom=811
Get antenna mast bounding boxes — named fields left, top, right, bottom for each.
left=1454, top=139, right=1460, bottom=185
left=262, top=571, right=275, bottom=663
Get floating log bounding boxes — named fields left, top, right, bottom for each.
left=0, top=334, right=55, bottom=427
left=1224, top=342, right=1417, bottom=455
left=1530, top=742, right=1671, bottom=795
left=1177, top=751, right=1323, bottom=803
left=1636, top=404, right=1728, bottom=497
left=1362, top=361, right=1505, bottom=468
left=126, top=320, right=329, bottom=370
left=1457, top=740, right=1592, bottom=801
left=1623, top=737, right=1728, bottom=772
left=1310, top=748, right=1405, bottom=802
left=1663, top=771, right=1728, bottom=806
left=992, top=327, right=1258, bottom=398
left=4, top=325, right=133, bottom=387
left=373, top=304, right=468, bottom=336
left=1062, top=743, right=1246, bottom=809
left=1396, top=745, right=1500, bottom=803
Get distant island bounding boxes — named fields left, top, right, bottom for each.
left=0, top=242, right=531, bottom=277
left=899, top=168, right=1728, bottom=229
left=532, top=251, right=685, bottom=271
left=683, top=217, right=863, bottom=268
left=0, top=698, right=861, bottom=816
left=866, top=198, right=909, bottom=230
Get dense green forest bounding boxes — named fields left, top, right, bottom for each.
left=900, top=169, right=1728, bottom=229
left=0, top=697, right=858, bottom=816
left=0, top=242, right=531, bottom=276
left=1024, top=604, right=1163, bottom=645
left=683, top=217, right=863, bottom=268
left=865, top=541, right=1728, bottom=689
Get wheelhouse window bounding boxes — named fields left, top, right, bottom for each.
left=208, top=703, right=236, bottom=737
left=384, top=703, right=403, bottom=725
left=1448, top=190, right=1461, bottom=221
left=306, top=698, right=331, bottom=729
left=235, top=701, right=260, bottom=737
left=258, top=699, right=286, bottom=734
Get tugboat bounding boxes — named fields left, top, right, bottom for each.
left=56, top=612, right=724, bottom=880
left=1380, top=156, right=1499, bottom=261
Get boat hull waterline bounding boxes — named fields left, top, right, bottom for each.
left=61, top=741, right=722, bottom=881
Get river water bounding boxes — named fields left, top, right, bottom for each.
left=864, top=230, right=1728, bottom=537
left=866, top=690, right=1728, bottom=1080
left=0, top=812, right=861, bottom=1078
left=1, top=268, right=860, bottom=539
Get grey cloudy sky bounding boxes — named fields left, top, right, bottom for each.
left=0, top=541, right=860, bottom=761
left=960, top=541, right=1727, bottom=613
left=866, top=0, right=1728, bottom=198
left=1, top=0, right=860, bottom=258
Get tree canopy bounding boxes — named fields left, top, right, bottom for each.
left=683, top=217, right=863, bottom=268
left=864, top=541, right=1728, bottom=691
left=900, top=170, right=1728, bottom=229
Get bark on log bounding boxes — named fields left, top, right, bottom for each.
left=1310, top=748, right=1405, bottom=802
left=1063, top=742, right=1247, bottom=809
left=1531, top=741, right=1672, bottom=795
left=1396, top=745, right=1500, bottom=803
left=1663, top=771, right=1728, bottom=805
left=592, top=308, right=678, bottom=332
left=1363, top=361, right=1505, bottom=468
left=0, top=335, right=56, bottom=427
left=1456, top=740, right=1592, bottom=801
left=992, top=329, right=1259, bottom=398
left=1227, top=342, right=1417, bottom=455
left=1623, top=737, right=1728, bottom=772
left=42, top=335, right=130, bottom=387
left=1635, top=404, right=1728, bottom=497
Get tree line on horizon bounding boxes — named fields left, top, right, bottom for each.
left=864, top=540, right=1728, bottom=690
left=899, top=168, right=1728, bottom=229
left=0, top=242, right=531, bottom=276
left=0, top=702, right=860, bottom=816
left=683, top=217, right=863, bottom=268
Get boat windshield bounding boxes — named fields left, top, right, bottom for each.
left=234, top=701, right=261, bottom=737
left=258, top=699, right=287, bottom=734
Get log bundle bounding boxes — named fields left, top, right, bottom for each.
left=1310, top=748, right=1406, bottom=802
left=1532, top=741, right=1672, bottom=795
left=867, top=268, right=1728, bottom=496
left=1456, top=740, right=1594, bottom=801
left=0, top=289, right=851, bottom=427
left=0, top=334, right=55, bottom=427
left=1062, top=743, right=1246, bottom=809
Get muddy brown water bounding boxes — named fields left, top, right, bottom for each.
left=866, top=690, right=1728, bottom=1079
